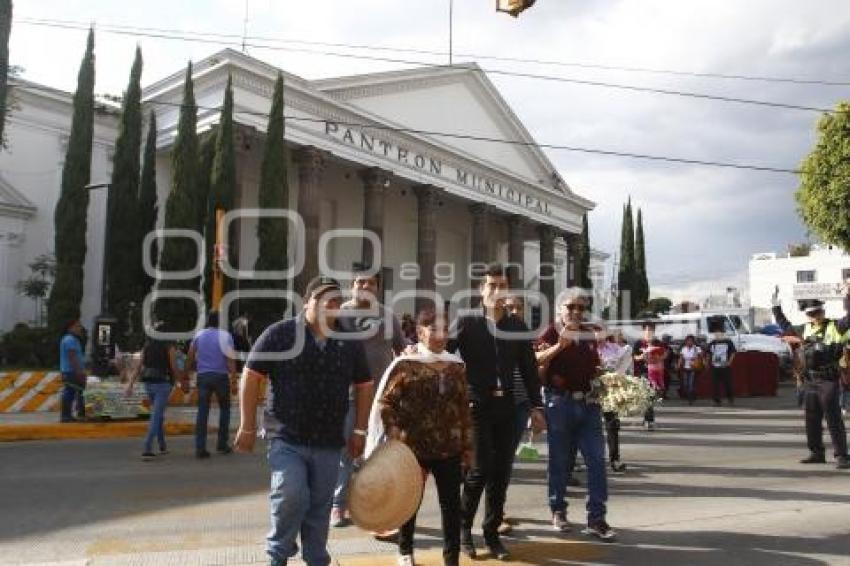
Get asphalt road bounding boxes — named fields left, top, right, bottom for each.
left=1, top=389, right=849, bottom=565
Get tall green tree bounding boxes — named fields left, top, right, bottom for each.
left=137, top=111, right=159, bottom=299
left=47, top=29, right=95, bottom=333
left=797, top=101, right=850, bottom=250
left=106, top=47, right=143, bottom=344
left=0, top=0, right=12, bottom=147
left=202, top=75, right=237, bottom=311
left=245, top=73, right=288, bottom=333
left=634, top=208, right=650, bottom=315
left=156, top=62, right=200, bottom=331
left=617, top=198, right=635, bottom=318
left=577, top=213, right=592, bottom=289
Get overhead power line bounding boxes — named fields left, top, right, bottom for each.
left=18, top=15, right=850, bottom=87
left=10, top=80, right=803, bottom=175
left=15, top=18, right=838, bottom=114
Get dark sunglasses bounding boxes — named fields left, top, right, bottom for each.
left=564, top=303, right=586, bottom=312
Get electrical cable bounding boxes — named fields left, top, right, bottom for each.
left=14, top=18, right=839, bottom=115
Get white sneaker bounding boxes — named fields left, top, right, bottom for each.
left=397, top=553, right=414, bottom=566
left=552, top=511, right=571, bottom=532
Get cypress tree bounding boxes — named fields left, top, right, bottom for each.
left=617, top=198, right=635, bottom=318
left=0, top=0, right=12, bottom=147
left=106, top=46, right=143, bottom=345
left=47, top=28, right=95, bottom=333
left=156, top=62, right=200, bottom=332
left=137, top=111, right=158, bottom=306
left=578, top=213, right=592, bottom=290
left=202, top=75, right=237, bottom=312
left=634, top=208, right=650, bottom=316
left=196, top=132, right=216, bottom=305
left=245, top=73, right=288, bottom=332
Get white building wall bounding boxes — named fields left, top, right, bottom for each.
left=749, top=245, right=850, bottom=326
left=0, top=93, right=117, bottom=332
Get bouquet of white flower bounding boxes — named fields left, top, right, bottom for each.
left=593, top=372, right=658, bottom=417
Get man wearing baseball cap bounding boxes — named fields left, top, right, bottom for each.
left=772, top=287, right=849, bottom=470
left=235, top=275, right=374, bottom=566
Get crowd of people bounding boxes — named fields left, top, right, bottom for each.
left=53, top=263, right=850, bottom=566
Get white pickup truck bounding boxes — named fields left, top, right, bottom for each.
left=656, top=310, right=792, bottom=362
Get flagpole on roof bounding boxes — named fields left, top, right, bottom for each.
left=448, top=0, right=453, bottom=65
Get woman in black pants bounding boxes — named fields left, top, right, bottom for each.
left=371, top=309, right=473, bottom=566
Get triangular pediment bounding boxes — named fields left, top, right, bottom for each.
left=0, top=174, right=36, bottom=219
left=315, top=65, right=569, bottom=194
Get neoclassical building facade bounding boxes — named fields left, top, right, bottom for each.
left=0, top=48, right=604, bottom=332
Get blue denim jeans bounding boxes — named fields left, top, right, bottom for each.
left=267, top=438, right=342, bottom=566
left=332, top=404, right=356, bottom=510
left=682, top=369, right=697, bottom=402
left=143, top=382, right=172, bottom=453
left=545, top=394, right=608, bottom=522
left=195, top=372, right=231, bottom=452
left=60, top=372, right=85, bottom=421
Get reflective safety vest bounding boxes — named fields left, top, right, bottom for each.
left=802, top=320, right=845, bottom=344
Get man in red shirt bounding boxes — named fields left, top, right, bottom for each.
left=536, top=290, right=615, bottom=542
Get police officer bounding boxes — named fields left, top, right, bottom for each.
left=772, top=287, right=849, bottom=469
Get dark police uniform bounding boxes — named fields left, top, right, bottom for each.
left=774, top=300, right=850, bottom=469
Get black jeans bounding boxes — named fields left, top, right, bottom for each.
left=462, top=396, right=515, bottom=545
left=603, top=411, right=621, bottom=462
left=399, top=455, right=462, bottom=564
left=195, top=372, right=231, bottom=452
left=712, top=367, right=734, bottom=404
left=804, top=379, right=848, bottom=459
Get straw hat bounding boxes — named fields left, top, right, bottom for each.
left=348, top=439, right=424, bottom=532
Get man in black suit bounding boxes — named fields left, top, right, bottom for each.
left=449, top=263, right=546, bottom=560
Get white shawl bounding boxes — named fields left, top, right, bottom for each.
left=364, top=343, right=464, bottom=458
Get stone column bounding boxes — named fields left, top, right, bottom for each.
left=359, top=167, right=390, bottom=271
left=507, top=215, right=526, bottom=289
left=468, top=203, right=492, bottom=285
left=414, top=185, right=440, bottom=314
left=294, top=146, right=325, bottom=296
left=538, top=225, right=556, bottom=320
left=564, top=231, right=581, bottom=288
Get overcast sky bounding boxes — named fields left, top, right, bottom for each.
left=9, top=0, right=850, bottom=303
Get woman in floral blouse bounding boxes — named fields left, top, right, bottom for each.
left=367, top=308, right=473, bottom=566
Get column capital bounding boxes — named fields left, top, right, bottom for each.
left=294, top=145, right=326, bottom=171
left=537, top=224, right=557, bottom=243
left=468, top=202, right=493, bottom=216
left=413, top=184, right=441, bottom=202
left=507, top=214, right=526, bottom=229
left=358, top=167, right=392, bottom=189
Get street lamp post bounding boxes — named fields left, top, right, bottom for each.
left=85, top=182, right=118, bottom=376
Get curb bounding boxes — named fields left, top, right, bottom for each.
left=0, top=421, right=207, bottom=442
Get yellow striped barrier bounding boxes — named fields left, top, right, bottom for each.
left=0, top=371, right=265, bottom=413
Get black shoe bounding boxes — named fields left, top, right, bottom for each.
left=583, top=520, right=616, bottom=542
left=159, top=448, right=169, bottom=455
left=611, top=460, right=627, bottom=473
left=141, top=452, right=156, bottom=461
left=196, top=450, right=211, bottom=459
left=217, top=445, right=233, bottom=455
left=800, top=453, right=826, bottom=464
left=60, top=417, right=78, bottom=423
left=836, top=456, right=850, bottom=470
left=461, top=532, right=476, bottom=559
left=486, top=540, right=510, bottom=560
